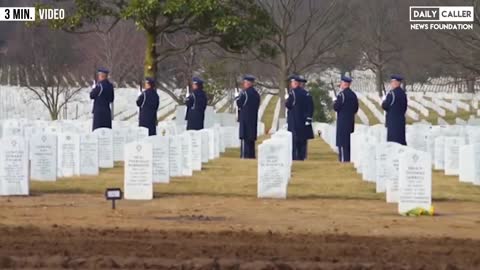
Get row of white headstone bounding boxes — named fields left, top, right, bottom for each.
left=317, top=123, right=433, bottom=214
left=0, top=113, right=242, bottom=197
left=124, top=125, right=240, bottom=199
left=358, top=93, right=384, bottom=124
left=0, top=85, right=178, bottom=121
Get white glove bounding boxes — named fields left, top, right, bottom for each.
left=137, top=91, right=143, bottom=97
left=284, top=93, right=289, bottom=99
left=381, top=95, right=387, bottom=101
left=234, top=91, right=239, bottom=98
left=305, top=121, right=311, bottom=126
left=186, top=92, right=190, bottom=98
left=91, top=80, right=96, bottom=89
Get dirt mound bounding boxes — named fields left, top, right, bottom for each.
left=0, top=225, right=479, bottom=269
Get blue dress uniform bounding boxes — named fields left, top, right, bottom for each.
left=236, top=75, right=260, bottom=159
left=137, top=78, right=160, bottom=136
left=333, top=76, right=359, bottom=162
left=90, top=68, right=114, bottom=130
left=185, top=77, right=208, bottom=130
left=304, top=87, right=315, bottom=159
left=285, top=78, right=310, bottom=161
left=382, top=75, right=407, bottom=145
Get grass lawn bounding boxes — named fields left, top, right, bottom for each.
left=358, top=99, right=380, bottom=125
left=261, top=95, right=279, bottom=133
left=31, top=136, right=480, bottom=203
left=30, top=94, right=480, bottom=202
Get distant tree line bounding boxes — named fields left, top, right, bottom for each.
left=0, top=0, right=478, bottom=120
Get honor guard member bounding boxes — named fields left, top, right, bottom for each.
left=285, top=76, right=310, bottom=161
left=333, top=75, right=359, bottom=162
left=185, top=77, right=208, bottom=130
left=382, top=75, right=407, bottom=145
left=236, top=75, right=260, bottom=159
left=90, top=68, right=114, bottom=130
left=137, top=77, right=160, bottom=136
left=299, top=76, right=314, bottom=158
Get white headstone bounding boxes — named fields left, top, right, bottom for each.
left=124, top=142, right=153, bottom=200
left=79, top=133, right=99, bottom=176
left=168, top=136, right=182, bottom=177
left=113, top=128, right=126, bottom=161
left=434, top=136, right=445, bottom=170
left=257, top=139, right=289, bottom=199
left=444, top=136, right=466, bottom=175
left=94, top=128, right=114, bottom=168
left=207, top=129, right=215, bottom=160
left=124, top=126, right=150, bottom=143
left=386, top=143, right=406, bottom=203
left=30, top=134, right=57, bottom=181
left=219, top=128, right=226, bottom=153
left=223, top=126, right=240, bottom=148
left=473, top=144, right=480, bottom=186
left=0, top=137, right=29, bottom=195
left=180, top=132, right=193, bottom=176
left=2, top=120, right=23, bottom=138
left=362, top=143, right=376, bottom=182
left=459, top=144, right=475, bottom=183
left=175, top=105, right=187, bottom=126
left=200, top=130, right=210, bottom=163
left=271, top=129, right=293, bottom=179
left=213, top=127, right=220, bottom=158
left=136, top=126, right=149, bottom=140
left=398, top=150, right=432, bottom=214
left=57, top=133, right=80, bottom=177
left=204, top=106, right=215, bottom=128
left=375, top=142, right=397, bottom=193
left=188, top=130, right=202, bottom=171
left=406, top=129, right=428, bottom=152
left=145, top=135, right=169, bottom=183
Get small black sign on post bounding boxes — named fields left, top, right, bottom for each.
left=105, top=188, right=123, bottom=210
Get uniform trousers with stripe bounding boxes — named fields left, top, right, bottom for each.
left=241, top=140, right=256, bottom=159
left=293, top=140, right=307, bottom=161
left=338, top=145, right=351, bottom=162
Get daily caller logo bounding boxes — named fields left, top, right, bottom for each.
left=410, top=6, right=474, bottom=30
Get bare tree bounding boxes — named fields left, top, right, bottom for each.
left=252, top=0, right=346, bottom=115
left=81, top=20, right=145, bottom=86
left=426, top=0, right=480, bottom=92
left=356, top=0, right=403, bottom=96
left=152, top=33, right=241, bottom=105
left=16, top=27, right=83, bottom=120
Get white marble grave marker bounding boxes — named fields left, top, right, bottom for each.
left=0, top=137, right=29, bottom=195
left=257, top=139, right=289, bottom=199
left=444, top=136, right=465, bottom=175
left=79, top=133, right=99, bottom=176
left=94, top=128, right=114, bottom=168
left=398, top=150, right=432, bottom=214
left=145, top=136, right=170, bottom=183
left=168, top=136, right=182, bottom=177
left=124, top=142, right=153, bottom=200
left=57, top=133, right=80, bottom=177
left=30, top=134, right=57, bottom=181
